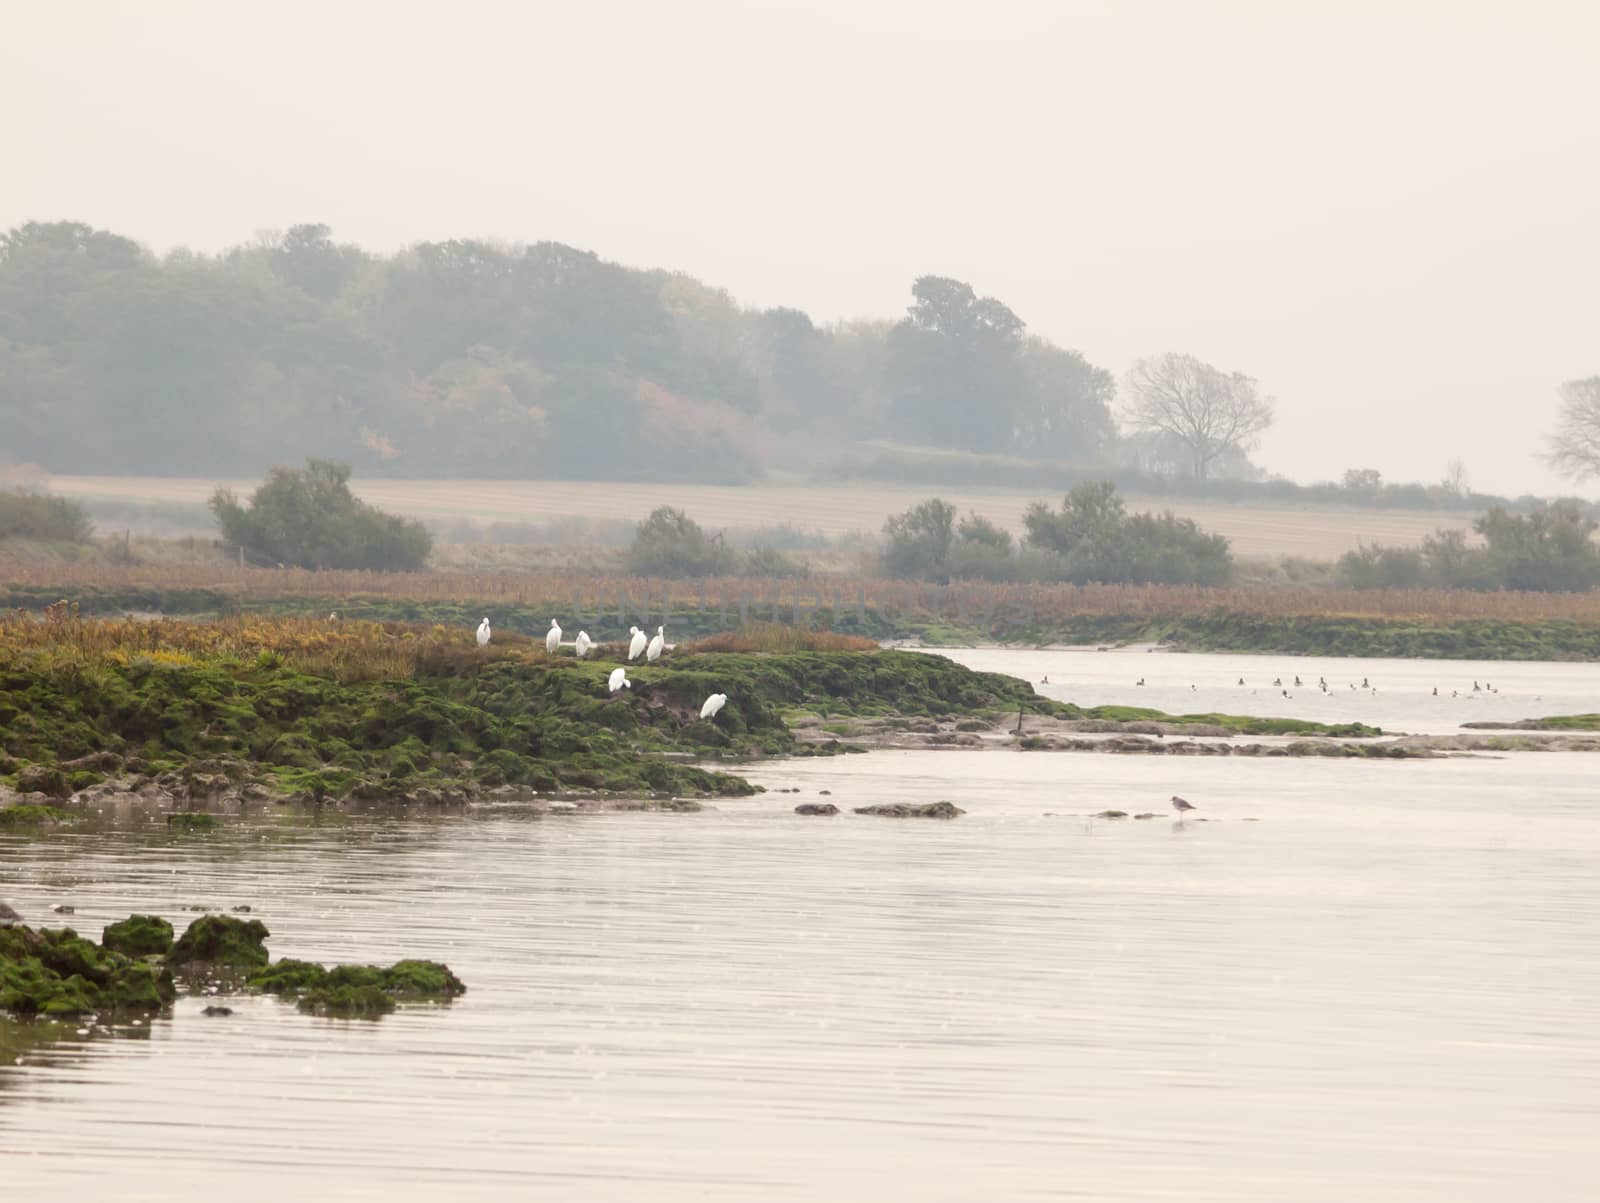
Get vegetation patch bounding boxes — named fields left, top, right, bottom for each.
left=248, top=956, right=465, bottom=1018
left=1, top=924, right=176, bottom=1016
left=0, top=804, right=77, bottom=826
left=101, top=914, right=175, bottom=958
left=166, top=812, right=223, bottom=832
left=167, top=915, right=271, bottom=970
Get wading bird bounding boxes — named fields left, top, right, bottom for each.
left=700, top=692, right=728, bottom=720
left=647, top=625, right=665, bottom=662
left=608, top=667, right=631, bottom=693
left=1170, top=795, right=1196, bottom=820
left=574, top=630, right=592, bottom=658
left=628, top=625, right=647, bottom=660
left=545, top=619, right=562, bottom=654
left=476, top=617, right=491, bottom=647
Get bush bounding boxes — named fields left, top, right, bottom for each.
left=624, top=506, right=736, bottom=578
left=210, top=460, right=431, bottom=571
left=741, top=544, right=810, bottom=578
left=0, top=490, right=92, bottom=542
left=882, top=484, right=1232, bottom=586
left=881, top=498, right=956, bottom=580
left=1339, top=503, right=1600, bottom=592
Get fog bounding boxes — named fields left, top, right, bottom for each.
left=4, top=0, right=1597, bottom=495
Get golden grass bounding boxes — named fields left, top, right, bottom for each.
left=0, top=604, right=549, bottom=683
left=5, top=562, right=1600, bottom=625
left=686, top=622, right=879, bottom=653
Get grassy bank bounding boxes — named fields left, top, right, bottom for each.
left=0, top=615, right=1065, bottom=806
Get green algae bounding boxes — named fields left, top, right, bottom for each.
left=248, top=956, right=465, bottom=1018
left=853, top=801, right=966, bottom=819
left=167, top=915, right=270, bottom=970
left=0, top=803, right=77, bottom=826
left=165, top=812, right=223, bottom=832
left=0, top=925, right=176, bottom=1016
left=101, top=914, right=175, bottom=958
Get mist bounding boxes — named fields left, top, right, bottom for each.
left=4, top=0, right=1598, bottom=495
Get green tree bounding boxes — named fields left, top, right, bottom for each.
left=881, top=498, right=957, bottom=580
left=210, top=459, right=431, bottom=571
left=624, top=506, right=734, bottom=578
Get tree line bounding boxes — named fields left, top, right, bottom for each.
left=0, top=220, right=1276, bottom=484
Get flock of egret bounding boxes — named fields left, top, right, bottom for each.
left=474, top=617, right=723, bottom=715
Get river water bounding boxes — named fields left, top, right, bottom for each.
left=4, top=649, right=1599, bottom=1201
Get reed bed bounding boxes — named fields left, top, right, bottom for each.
left=5, top=561, right=1600, bottom=625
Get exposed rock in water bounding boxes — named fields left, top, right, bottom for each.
left=795, top=803, right=840, bottom=816
left=1, top=924, right=176, bottom=1016
left=248, top=957, right=466, bottom=1019
left=852, top=801, right=965, bottom=819
left=15, top=765, right=70, bottom=799
left=1094, top=810, right=1129, bottom=819
left=0, top=803, right=77, bottom=826
left=202, top=1004, right=234, bottom=1017
left=166, top=812, right=223, bottom=832
left=102, top=914, right=175, bottom=958
left=168, top=915, right=271, bottom=970
left=1133, top=812, right=1159, bottom=820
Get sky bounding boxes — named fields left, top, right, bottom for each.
left=5, top=0, right=1598, bottom=496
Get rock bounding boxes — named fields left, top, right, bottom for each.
left=1133, top=812, right=1158, bottom=820
left=1094, top=810, right=1129, bottom=819
left=1, top=923, right=176, bottom=1016
left=231, top=904, right=253, bottom=913
left=202, top=1005, right=234, bottom=1017
left=60, top=751, right=124, bottom=773
left=818, top=789, right=832, bottom=796
left=166, top=812, right=222, bottom=832
left=0, top=804, right=76, bottom=826
left=15, top=765, right=70, bottom=799
left=168, top=915, right=270, bottom=970
left=852, top=801, right=965, bottom=819
left=795, top=803, right=839, bottom=816
left=102, top=914, right=175, bottom=958
left=52, top=904, right=75, bottom=914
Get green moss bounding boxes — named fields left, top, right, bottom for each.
left=246, top=958, right=330, bottom=993
left=166, top=812, right=223, bottom=832
left=298, top=983, right=396, bottom=1017
left=102, top=914, right=175, bottom=958
left=1067, top=705, right=1381, bottom=737
left=1, top=924, right=176, bottom=1016
left=167, top=915, right=270, bottom=969
left=0, top=803, right=77, bottom=826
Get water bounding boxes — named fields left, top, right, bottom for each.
left=4, top=650, right=1600, bottom=1201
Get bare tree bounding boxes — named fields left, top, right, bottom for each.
left=1443, top=458, right=1469, bottom=497
left=1120, top=353, right=1274, bottom=483
left=1548, top=377, right=1600, bottom=481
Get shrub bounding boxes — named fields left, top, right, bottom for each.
left=210, top=460, right=430, bottom=571
left=624, top=506, right=736, bottom=578
left=740, top=544, right=810, bottom=578
left=881, top=498, right=956, bottom=581
left=0, top=490, right=93, bottom=542
left=1339, top=503, right=1600, bottom=592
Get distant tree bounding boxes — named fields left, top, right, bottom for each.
left=1342, top=468, right=1383, bottom=493
left=1442, top=458, right=1470, bottom=497
left=1339, top=502, right=1600, bottom=592
left=210, top=459, right=430, bottom=571
left=625, top=506, right=734, bottom=578
left=1023, top=481, right=1126, bottom=553
left=881, top=498, right=957, bottom=580
left=0, top=490, right=92, bottom=542
left=1121, top=353, right=1274, bottom=483
left=1013, top=338, right=1116, bottom=460
left=956, top=510, right=1013, bottom=550
left=884, top=277, right=1028, bottom=452
left=1547, top=377, right=1600, bottom=481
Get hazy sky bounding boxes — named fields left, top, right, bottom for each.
left=6, top=0, right=1597, bottom=495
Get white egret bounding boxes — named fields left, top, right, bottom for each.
left=608, top=667, right=631, bottom=693
left=646, top=625, right=665, bottom=662
left=574, top=631, right=592, bottom=658
left=628, top=625, right=647, bottom=660
left=699, top=692, right=727, bottom=720
left=476, top=617, right=491, bottom=647
left=545, top=619, right=562, bottom=654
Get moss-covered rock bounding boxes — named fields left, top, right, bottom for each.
left=795, top=802, right=839, bottom=815
left=166, top=812, right=222, bottom=832
left=1, top=924, right=176, bottom=1016
left=298, top=983, right=396, bottom=1017
left=0, top=803, right=77, bottom=826
left=168, top=915, right=270, bottom=969
left=102, top=914, right=175, bottom=958
left=15, top=764, right=70, bottom=798
left=853, top=801, right=966, bottom=819
left=249, top=955, right=464, bottom=1019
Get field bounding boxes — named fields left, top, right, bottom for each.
left=48, top=475, right=1474, bottom=560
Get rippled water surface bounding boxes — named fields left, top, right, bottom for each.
left=4, top=650, right=1600, bottom=1201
